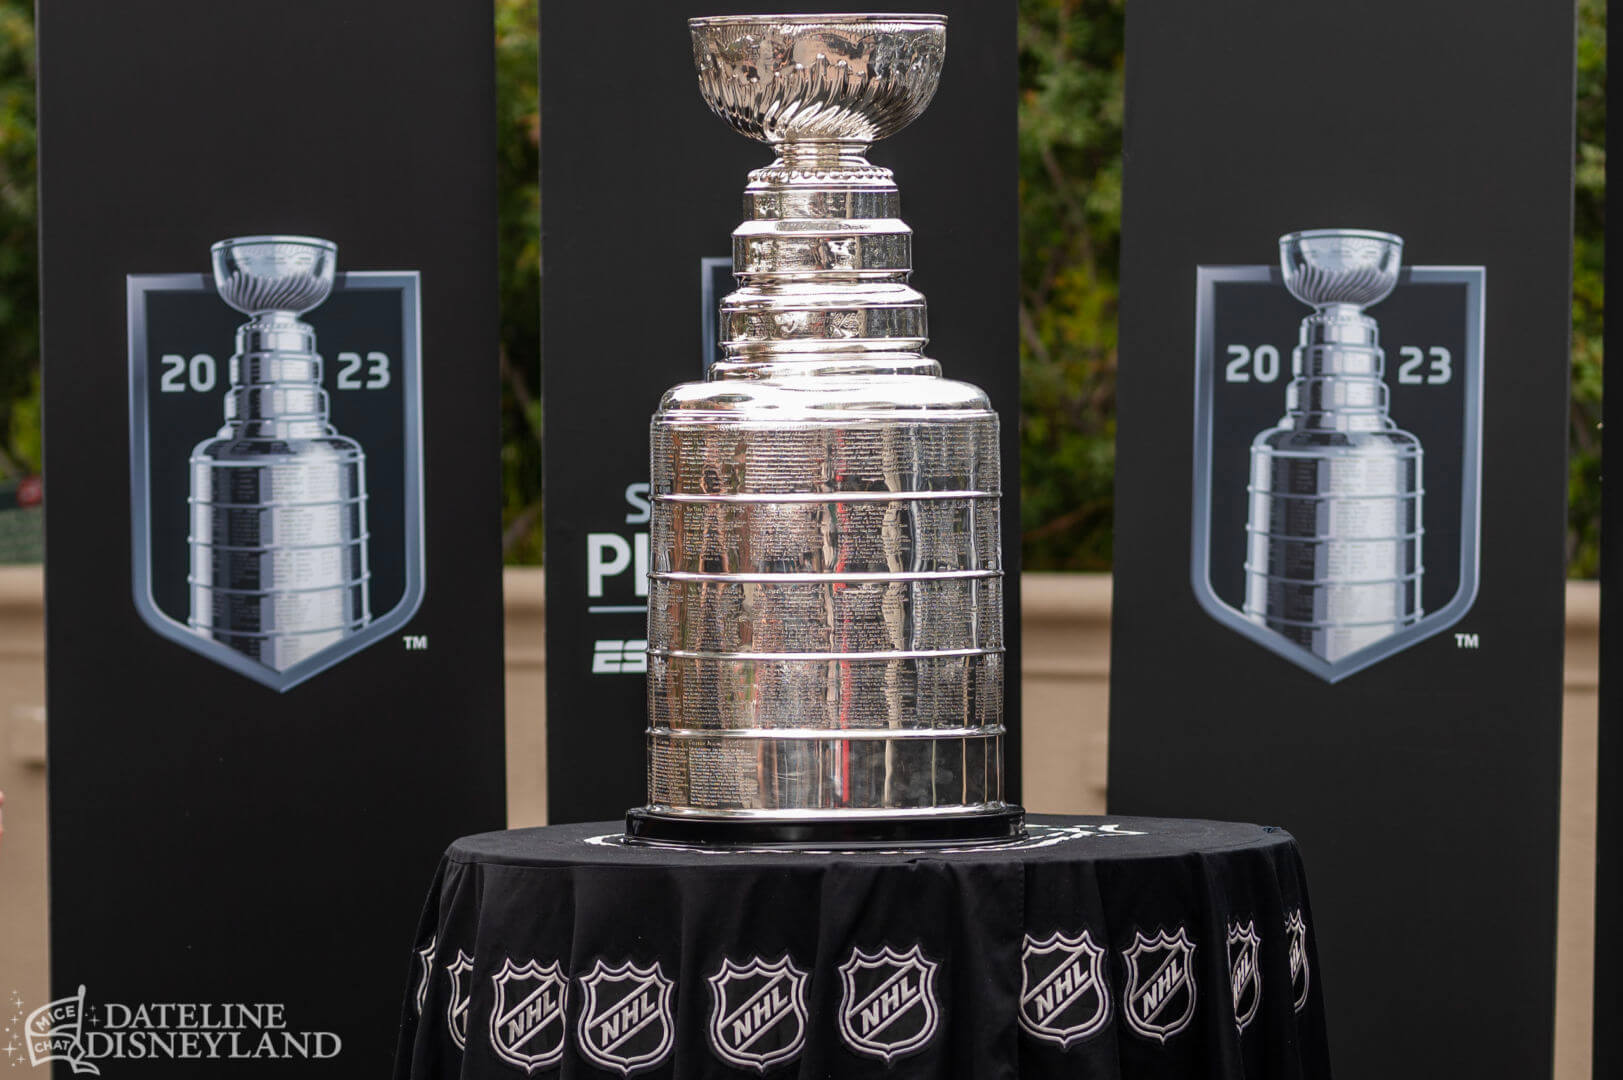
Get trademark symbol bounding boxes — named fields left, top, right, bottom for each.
left=403, top=634, right=429, bottom=651
left=1454, top=633, right=1479, bottom=650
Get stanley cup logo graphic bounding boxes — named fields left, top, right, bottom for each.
left=128, top=236, right=424, bottom=691
left=1190, top=228, right=1483, bottom=682
left=1244, top=229, right=1423, bottom=663
left=188, top=236, right=372, bottom=672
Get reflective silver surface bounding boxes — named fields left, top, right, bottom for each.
left=188, top=236, right=372, bottom=671
left=1245, top=229, right=1423, bottom=661
left=638, top=13, right=1012, bottom=824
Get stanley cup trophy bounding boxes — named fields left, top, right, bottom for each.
left=624, top=13, right=1025, bottom=846
left=1244, top=229, right=1423, bottom=663
left=188, top=236, right=372, bottom=672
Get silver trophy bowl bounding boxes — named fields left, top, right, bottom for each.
left=189, top=235, right=371, bottom=672
left=690, top=13, right=945, bottom=144
left=1279, top=228, right=1403, bottom=308
left=1244, top=228, right=1423, bottom=662
left=212, top=235, right=337, bottom=315
left=625, top=13, right=1022, bottom=847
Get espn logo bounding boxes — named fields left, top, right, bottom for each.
left=592, top=639, right=647, bottom=674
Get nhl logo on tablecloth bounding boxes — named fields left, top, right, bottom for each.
left=415, top=936, right=437, bottom=1017
left=1122, top=928, right=1197, bottom=1042
left=837, top=945, right=940, bottom=1063
left=1018, top=929, right=1110, bottom=1048
left=1227, top=921, right=1262, bottom=1032
left=1286, top=909, right=1311, bottom=1011
left=490, top=958, right=568, bottom=1073
left=706, top=954, right=808, bottom=1072
left=445, top=950, right=475, bottom=1050
left=577, top=959, right=674, bottom=1075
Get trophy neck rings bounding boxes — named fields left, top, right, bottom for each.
left=691, top=15, right=954, bottom=374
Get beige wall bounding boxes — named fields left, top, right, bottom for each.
left=0, top=568, right=46, bottom=1019
left=1022, top=573, right=1112, bottom=814
left=0, top=568, right=1600, bottom=1075
left=1558, top=585, right=1599, bottom=1080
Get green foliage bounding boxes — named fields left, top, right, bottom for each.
left=0, top=2, right=36, bottom=479
left=1569, top=0, right=1605, bottom=577
left=0, top=0, right=1605, bottom=575
left=496, top=0, right=544, bottom=564
left=1016, top=0, right=1123, bottom=571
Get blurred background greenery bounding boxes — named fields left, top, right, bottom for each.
left=1572, top=0, right=1607, bottom=576
left=0, top=0, right=1604, bottom=573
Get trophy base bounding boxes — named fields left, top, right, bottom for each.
left=623, top=806, right=1027, bottom=849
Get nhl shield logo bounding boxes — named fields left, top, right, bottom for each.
left=446, top=950, right=475, bottom=1051
left=1227, top=921, right=1262, bottom=1032
left=707, top=955, right=809, bottom=1073
left=1019, top=929, right=1110, bottom=1048
left=490, top=958, right=568, bottom=1074
left=127, top=254, right=425, bottom=693
left=837, top=944, right=940, bottom=1063
left=577, top=959, right=674, bottom=1076
left=414, top=936, right=437, bottom=1017
left=1190, top=247, right=1484, bottom=683
left=1122, top=928, right=1197, bottom=1043
left=1286, top=909, right=1311, bottom=1011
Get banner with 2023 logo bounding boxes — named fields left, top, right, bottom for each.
left=39, top=0, right=508, bottom=1072
left=1111, top=4, right=1574, bottom=1075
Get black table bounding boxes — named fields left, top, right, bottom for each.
left=394, top=815, right=1330, bottom=1078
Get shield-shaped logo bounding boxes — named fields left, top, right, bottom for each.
left=706, top=954, right=808, bottom=1073
left=490, top=958, right=568, bottom=1073
left=127, top=239, right=425, bottom=692
left=446, top=950, right=475, bottom=1051
left=415, top=936, right=438, bottom=1017
left=1018, top=929, right=1110, bottom=1048
left=1191, top=235, right=1484, bottom=682
left=837, top=944, right=940, bottom=1063
left=1227, top=921, right=1262, bottom=1032
left=1122, top=928, right=1197, bottom=1043
left=1286, top=909, right=1311, bottom=1012
left=577, top=959, right=674, bottom=1076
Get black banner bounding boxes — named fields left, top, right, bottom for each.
left=1109, top=2, right=1574, bottom=1077
left=38, top=1, right=506, bottom=1074
left=541, top=0, right=1021, bottom=823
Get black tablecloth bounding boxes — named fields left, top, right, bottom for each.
left=394, top=816, right=1330, bottom=1078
